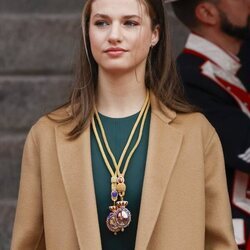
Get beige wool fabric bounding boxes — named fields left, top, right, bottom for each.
left=11, top=93, right=238, bottom=250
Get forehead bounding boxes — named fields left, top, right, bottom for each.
left=91, top=0, right=148, bottom=17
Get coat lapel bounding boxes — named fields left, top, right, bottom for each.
left=55, top=122, right=102, bottom=249
left=135, top=95, right=183, bottom=250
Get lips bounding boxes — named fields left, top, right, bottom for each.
left=104, top=47, right=128, bottom=53
left=104, top=47, right=128, bottom=57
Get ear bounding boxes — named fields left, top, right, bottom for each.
left=195, top=2, right=220, bottom=26
left=151, top=25, right=160, bottom=47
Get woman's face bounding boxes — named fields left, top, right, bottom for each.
left=88, top=0, right=159, bottom=74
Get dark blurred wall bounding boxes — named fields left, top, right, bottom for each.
left=0, top=1, right=188, bottom=249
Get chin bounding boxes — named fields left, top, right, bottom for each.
left=101, top=64, right=137, bottom=74
left=100, top=59, right=147, bottom=75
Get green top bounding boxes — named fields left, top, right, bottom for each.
left=91, top=109, right=151, bottom=250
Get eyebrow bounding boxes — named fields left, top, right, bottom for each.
left=93, top=14, right=142, bottom=19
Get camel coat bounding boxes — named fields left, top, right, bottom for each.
left=11, top=94, right=238, bottom=250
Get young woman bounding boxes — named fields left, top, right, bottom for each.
left=11, top=0, right=238, bottom=249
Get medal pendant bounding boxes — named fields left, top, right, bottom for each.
left=106, top=206, right=120, bottom=234
left=107, top=177, right=131, bottom=234
left=106, top=201, right=131, bottom=234
left=115, top=201, right=131, bottom=231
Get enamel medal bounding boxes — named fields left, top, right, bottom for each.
left=106, top=176, right=131, bottom=234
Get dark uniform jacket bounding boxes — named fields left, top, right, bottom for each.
left=177, top=33, right=250, bottom=250
left=238, top=39, right=250, bottom=87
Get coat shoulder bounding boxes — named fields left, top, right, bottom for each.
left=30, top=107, right=70, bottom=141
left=173, top=112, right=217, bottom=147
left=175, top=111, right=214, bottom=128
left=174, top=111, right=213, bottom=127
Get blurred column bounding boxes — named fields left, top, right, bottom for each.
left=0, top=1, right=82, bottom=249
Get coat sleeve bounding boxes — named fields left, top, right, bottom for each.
left=204, top=130, right=238, bottom=250
left=11, top=127, right=46, bottom=250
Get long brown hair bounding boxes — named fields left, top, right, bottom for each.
left=48, top=0, right=196, bottom=140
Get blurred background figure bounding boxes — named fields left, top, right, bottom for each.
left=171, top=0, right=250, bottom=249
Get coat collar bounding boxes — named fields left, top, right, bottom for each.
left=55, top=92, right=183, bottom=249
left=185, top=33, right=241, bottom=75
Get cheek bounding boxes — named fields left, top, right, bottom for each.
left=232, top=3, right=249, bottom=23
left=134, top=30, right=152, bottom=58
left=131, top=42, right=150, bottom=65
left=89, top=28, right=98, bottom=47
left=89, top=28, right=103, bottom=60
left=140, top=35, right=151, bottom=50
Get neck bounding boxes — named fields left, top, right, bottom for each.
left=96, top=68, right=147, bottom=118
left=194, top=28, right=243, bottom=55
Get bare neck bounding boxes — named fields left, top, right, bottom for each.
left=194, top=28, right=243, bottom=55
left=96, top=68, right=147, bottom=118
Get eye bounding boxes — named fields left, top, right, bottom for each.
left=124, top=20, right=139, bottom=27
left=94, top=20, right=109, bottom=27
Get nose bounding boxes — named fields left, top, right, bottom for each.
left=108, top=22, right=123, bottom=44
